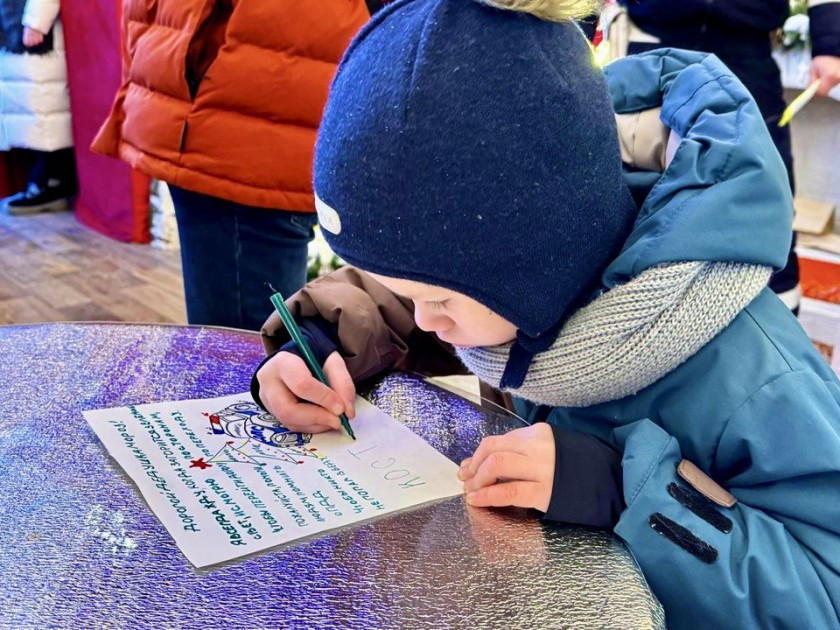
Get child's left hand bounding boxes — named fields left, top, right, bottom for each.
left=22, top=26, right=45, bottom=48
left=458, top=424, right=555, bottom=512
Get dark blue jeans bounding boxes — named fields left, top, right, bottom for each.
left=169, top=185, right=316, bottom=330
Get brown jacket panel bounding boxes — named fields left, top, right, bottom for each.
left=260, top=267, right=466, bottom=383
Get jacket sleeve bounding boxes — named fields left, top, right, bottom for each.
left=543, top=425, right=625, bottom=528
left=810, top=0, right=840, bottom=57
left=22, top=0, right=60, bottom=34
left=611, top=371, right=840, bottom=628
left=259, top=266, right=465, bottom=382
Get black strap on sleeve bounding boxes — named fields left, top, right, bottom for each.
left=649, top=513, right=719, bottom=564
left=667, top=482, right=734, bottom=534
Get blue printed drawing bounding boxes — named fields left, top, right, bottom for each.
left=193, top=401, right=322, bottom=470
left=208, top=402, right=311, bottom=448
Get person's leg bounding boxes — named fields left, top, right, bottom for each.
left=170, top=185, right=243, bottom=327
left=169, top=185, right=315, bottom=330
left=30, top=147, right=78, bottom=193
left=4, top=148, right=77, bottom=214
left=232, top=203, right=316, bottom=330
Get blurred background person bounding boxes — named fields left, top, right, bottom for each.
left=93, top=1, right=378, bottom=330
left=601, top=0, right=840, bottom=314
left=0, top=0, right=77, bottom=215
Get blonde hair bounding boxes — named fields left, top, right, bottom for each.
left=476, top=0, right=601, bottom=22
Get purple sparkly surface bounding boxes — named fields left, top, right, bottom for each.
left=0, top=323, right=663, bottom=629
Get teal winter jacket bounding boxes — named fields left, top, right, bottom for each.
left=514, top=50, right=840, bottom=628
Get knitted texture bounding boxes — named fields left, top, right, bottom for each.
left=314, top=0, right=637, bottom=340
left=457, top=261, right=772, bottom=407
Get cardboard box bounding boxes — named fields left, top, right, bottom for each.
left=793, top=197, right=835, bottom=235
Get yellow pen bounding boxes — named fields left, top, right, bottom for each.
left=779, top=79, right=822, bottom=127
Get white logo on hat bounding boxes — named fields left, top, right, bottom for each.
left=315, top=194, right=342, bottom=235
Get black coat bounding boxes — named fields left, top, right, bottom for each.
left=621, top=0, right=840, bottom=58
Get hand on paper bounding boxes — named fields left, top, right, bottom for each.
left=22, top=26, right=44, bottom=47
left=811, top=55, right=840, bottom=97
left=256, top=350, right=356, bottom=434
left=458, top=423, right=554, bottom=512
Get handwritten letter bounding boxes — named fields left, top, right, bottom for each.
left=84, top=394, right=462, bottom=567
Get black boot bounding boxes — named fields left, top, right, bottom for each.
left=3, top=181, right=73, bottom=215
left=3, top=148, right=77, bottom=216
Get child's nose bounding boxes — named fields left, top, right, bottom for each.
left=414, top=307, right=452, bottom=334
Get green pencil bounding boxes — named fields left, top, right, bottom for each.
left=267, top=284, right=356, bottom=440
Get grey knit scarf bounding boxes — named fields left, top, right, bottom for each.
left=456, top=261, right=771, bottom=408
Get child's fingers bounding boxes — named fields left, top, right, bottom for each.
left=465, top=480, right=546, bottom=511
left=275, top=352, right=346, bottom=416
left=282, top=402, right=342, bottom=433
left=457, top=457, right=473, bottom=481
left=261, top=379, right=341, bottom=433
left=465, top=432, right=534, bottom=478
left=463, top=451, right=535, bottom=493
left=324, top=352, right=356, bottom=418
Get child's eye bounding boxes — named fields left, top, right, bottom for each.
left=427, top=299, right=450, bottom=311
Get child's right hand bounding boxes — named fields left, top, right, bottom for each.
left=256, top=351, right=356, bottom=434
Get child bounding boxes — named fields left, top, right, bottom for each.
left=0, top=0, right=77, bottom=213
left=253, top=0, right=840, bottom=626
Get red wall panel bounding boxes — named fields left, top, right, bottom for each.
left=61, top=0, right=150, bottom=243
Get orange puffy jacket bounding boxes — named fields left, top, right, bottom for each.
left=92, top=0, right=372, bottom=212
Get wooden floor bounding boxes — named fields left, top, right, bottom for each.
left=0, top=209, right=187, bottom=325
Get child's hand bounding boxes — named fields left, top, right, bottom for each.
left=22, top=26, right=45, bottom=48
left=458, top=423, right=555, bottom=512
left=256, top=351, right=356, bottom=434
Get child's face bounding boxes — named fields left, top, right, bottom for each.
left=368, top=273, right=518, bottom=348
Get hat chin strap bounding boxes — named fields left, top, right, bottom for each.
left=499, top=325, right=564, bottom=389
left=458, top=261, right=771, bottom=408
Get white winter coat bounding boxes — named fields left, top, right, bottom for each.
left=0, top=0, right=72, bottom=151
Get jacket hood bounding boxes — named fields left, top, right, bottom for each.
left=601, top=49, right=793, bottom=289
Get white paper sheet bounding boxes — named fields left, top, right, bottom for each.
left=84, top=393, right=463, bottom=567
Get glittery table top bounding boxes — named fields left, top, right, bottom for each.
left=0, top=323, right=664, bottom=629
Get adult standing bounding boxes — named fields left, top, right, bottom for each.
left=616, top=0, right=840, bottom=313
left=93, top=1, right=376, bottom=329
left=0, top=0, right=77, bottom=214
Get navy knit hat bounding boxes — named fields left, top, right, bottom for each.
left=314, top=0, right=637, bottom=388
